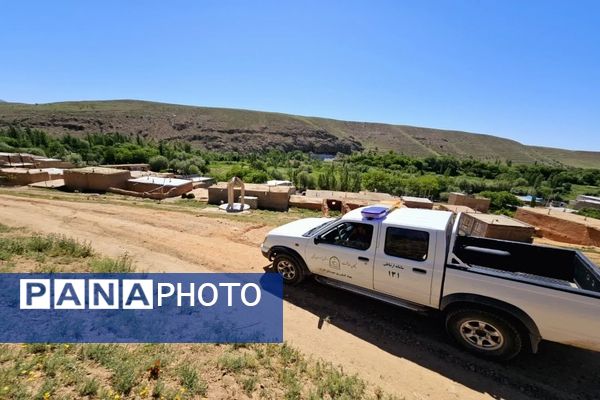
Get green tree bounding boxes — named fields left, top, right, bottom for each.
left=148, top=155, right=169, bottom=172
left=65, top=152, right=84, bottom=167
left=186, top=164, right=200, bottom=175
left=479, top=191, right=523, bottom=213
left=245, top=170, right=269, bottom=183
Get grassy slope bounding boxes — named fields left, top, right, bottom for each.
left=1, top=100, right=598, bottom=167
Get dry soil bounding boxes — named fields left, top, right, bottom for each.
left=0, top=193, right=598, bottom=400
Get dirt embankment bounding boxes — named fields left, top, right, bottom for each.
left=515, top=208, right=600, bottom=247
left=1, top=193, right=599, bottom=400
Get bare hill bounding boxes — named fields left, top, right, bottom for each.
left=1, top=100, right=598, bottom=167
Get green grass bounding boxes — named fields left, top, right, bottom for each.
left=89, top=254, right=135, bottom=273
left=217, top=351, right=257, bottom=373
left=564, top=184, right=600, bottom=201
left=2, top=342, right=400, bottom=399
left=0, top=226, right=136, bottom=275
left=0, top=234, right=92, bottom=262
left=78, top=377, right=99, bottom=397
left=172, top=198, right=209, bottom=208
left=0, top=222, right=13, bottom=233
left=577, top=208, right=600, bottom=220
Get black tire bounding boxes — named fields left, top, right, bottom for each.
left=273, top=254, right=305, bottom=285
left=445, top=308, right=523, bottom=361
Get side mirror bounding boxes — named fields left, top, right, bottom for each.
left=314, top=237, right=321, bottom=245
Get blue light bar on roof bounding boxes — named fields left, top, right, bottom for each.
left=361, top=206, right=390, bottom=219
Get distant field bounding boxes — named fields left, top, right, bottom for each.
left=563, top=184, right=600, bottom=201
left=1, top=100, right=599, bottom=168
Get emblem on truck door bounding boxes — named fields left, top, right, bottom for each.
left=384, top=262, right=404, bottom=270
left=329, top=256, right=341, bottom=270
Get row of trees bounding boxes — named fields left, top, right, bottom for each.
left=1, top=127, right=210, bottom=175
left=2, top=126, right=600, bottom=206
left=345, top=151, right=600, bottom=188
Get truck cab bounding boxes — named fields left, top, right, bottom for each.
left=262, top=207, right=453, bottom=305
left=306, top=207, right=453, bottom=306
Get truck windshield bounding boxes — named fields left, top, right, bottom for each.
left=302, top=218, right=340, bottom=237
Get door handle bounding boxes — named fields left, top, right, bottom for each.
left=358, top=256, right=369, bottom=262
left=412, top=268, right=427, bottom=274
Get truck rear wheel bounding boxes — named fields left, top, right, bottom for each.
left=446, top=309, right=523, bottom=361
left=273, top=254, right=305, bottom=285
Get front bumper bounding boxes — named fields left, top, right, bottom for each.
left=260, top=243, right=271, bottom=259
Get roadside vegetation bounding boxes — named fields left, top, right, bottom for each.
left=0, top=223, right=131, bottom=273
left=0, top=342, right=399, bottom=400
left=0, top=222, right=397, bottom=400
left=577, top=208, right=600, bottom=220
left=2, top=126, right=600, bottom=213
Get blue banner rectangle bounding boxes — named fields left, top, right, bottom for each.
left=0, top=273, right=283, bottom=343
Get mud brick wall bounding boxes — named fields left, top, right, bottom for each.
left=448, top=193, right=491, bottom=213
left=208, top=183, right=293, bottom=211
left=64, top=168, right=131, bottom=192
left=127, top=180, right=193, bottom=197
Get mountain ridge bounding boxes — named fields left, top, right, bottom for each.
left=0, top=99, right=598, bottom=168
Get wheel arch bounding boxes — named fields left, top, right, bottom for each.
left=268, top=246, right=310, bottom=274
left=440, top=293, right=541, bottom=353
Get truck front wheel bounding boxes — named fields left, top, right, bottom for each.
left=446, top=309, right=523, bottom=361
left=273, top=254, right=305, bottom=285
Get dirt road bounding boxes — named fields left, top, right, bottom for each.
left=1, top=193, right=598, bottom=400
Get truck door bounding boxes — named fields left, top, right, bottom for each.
left=373, top=226, right=436, bottom=306
left=310, top=221, right=376, bottom=288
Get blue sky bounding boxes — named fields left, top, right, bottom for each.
left=1, top=1, right=599, bottom=150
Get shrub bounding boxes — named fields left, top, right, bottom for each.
left=112, top=360, right=138, bottom=395
left=78, top=377, right=99, bottom=396
left=312, top=362, right=366, bottom=399
left=148, top=155, right=169, bottom=172
left=178, top=364, right=207, bottom=395
left=186, top=164, right=200, bottom=175
left=217, top=352, right=256, bottom=373
left=89, top=254, right=134, bottom=273
left=65, top=152, right=84, bottom=167
left=245, top=170, right=269, bottom=184
left=479, top=191, right=523, bottom=212
left=242, top=376, right=257, bottom=395
left=52, top=235, right=93, bottom=257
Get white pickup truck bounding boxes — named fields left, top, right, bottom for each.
left=261, top=205, right=600, bottom=360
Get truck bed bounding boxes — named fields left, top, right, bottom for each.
left=452, top=235, right=600, bottom=295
